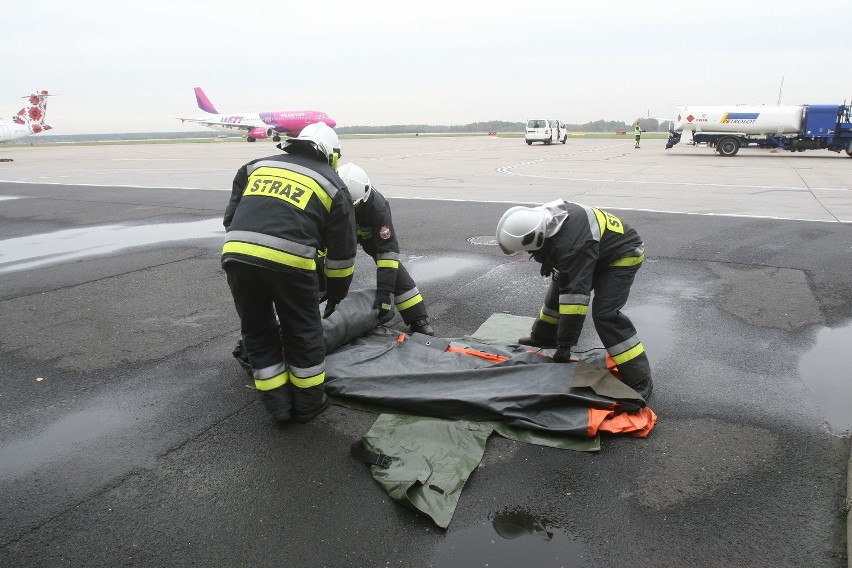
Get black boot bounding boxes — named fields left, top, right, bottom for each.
left=409, top=318, right=435, bottom=336
left=292, top=387, right=330, bottom=423
left=630, top=377, right=654, bottom=401
left=258, top=386, right=293, bottom=424
left=517, top=335, right=557, bottom=349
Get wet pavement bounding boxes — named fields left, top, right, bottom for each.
left=1, top=138, right=850, bottom=567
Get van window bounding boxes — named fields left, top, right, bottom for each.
left=528, top=120, right=546, bottom=128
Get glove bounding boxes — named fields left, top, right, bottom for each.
left=322, top=302, right=338, bottom=319
left=552, top=346, right=573, bottom=363
left=373, top=291, right=393, bottom=321
left=530, top=251, right=553, bottom=278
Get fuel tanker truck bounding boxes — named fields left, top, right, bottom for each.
left=665, top=103, right=852, bottom=157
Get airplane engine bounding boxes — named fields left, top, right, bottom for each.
left=246, top=127, right=274, bottom=142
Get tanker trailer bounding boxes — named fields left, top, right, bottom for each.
left=665, top=104, right=852, bottom=157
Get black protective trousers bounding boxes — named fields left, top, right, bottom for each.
left=531, top=264, right=651, bottom=389
left=224, top=263, right=326, bottom=415
left=378, top=260, right=428, bottom=324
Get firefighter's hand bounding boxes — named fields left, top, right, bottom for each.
left=552, top=346, right=573, bottom=363
left=373, top=291, right=393, bottom=322
left=530, top=251, right=553, bottom=278
left=322, top=302, right=338, bottom=319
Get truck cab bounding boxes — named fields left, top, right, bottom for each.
left=525, top=119, right=567, bottom=145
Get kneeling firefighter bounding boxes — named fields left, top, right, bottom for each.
left=495, top=199, right=652, bottom=399
left=336, top=162, right=434, bottom=336
left=222, top=122, right=357, bottom=424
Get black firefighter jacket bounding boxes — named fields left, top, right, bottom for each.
left=538, top=200, right=644, bottom=347
left=354, top=188, right=401, bottom=295
left=222, top=151, right=357, bottom=303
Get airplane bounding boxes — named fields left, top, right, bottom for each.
left=0, top=90, right=53, bottom=143
left=178, top=87, right=336, bottom=142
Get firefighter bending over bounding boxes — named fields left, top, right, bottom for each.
left=337, top=162, right=434, bottom=336
left=222, top=123, right=357, bottom=424
left=496, top=200, right=652, bottom=399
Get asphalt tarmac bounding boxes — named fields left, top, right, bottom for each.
left=1, top=136, right=850, bottom=567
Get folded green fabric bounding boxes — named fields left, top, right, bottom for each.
left=357, top=413, right=598, bottom=528
left=360, top=414, right=493, bottom=529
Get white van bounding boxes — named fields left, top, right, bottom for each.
left=525, top=119, right=567, bottom=145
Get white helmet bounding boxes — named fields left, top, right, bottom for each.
left=285, top=122, right=341, bottom=162
left=496, top=206, right=548, bottom=254
left=337, top=162, right=372, bottom=205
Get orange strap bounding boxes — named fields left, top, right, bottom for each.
left=445, top=345, right=509, bottom=363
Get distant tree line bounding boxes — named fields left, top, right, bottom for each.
left=338, top=118, right=671, bottom=134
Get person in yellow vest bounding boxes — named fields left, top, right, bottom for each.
left=634, top=122, right=644, bottom=148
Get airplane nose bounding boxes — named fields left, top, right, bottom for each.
left=325, top=117, right=337, bottom=128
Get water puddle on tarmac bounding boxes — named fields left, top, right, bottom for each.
left=432, top=510, right=585, bottom=567
left=0, top=218, right=224, bottom=274
left=0, top=407, right=129, bottom=481
left=622, top=302, right=675, bottom=363
left=406, top=256, right=482, bottom=283
left=798, top=320, right=852, bottom=435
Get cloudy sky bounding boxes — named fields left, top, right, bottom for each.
left=2, top=0, right=848, bottom=134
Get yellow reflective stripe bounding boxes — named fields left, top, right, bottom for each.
left=290, top=370, right=325, bottom=388
left=396, top=293, right=423, bottom=311
left=610, top=253, right=645, bottom=267
left=356, top=228, right=372, bottom=238
left=254, top=370, right=289, bottom=391
left=324, top=265, right=354, bottom=278
left=376, top=259, right=399, bottom=269
left=559, top=304, right=589, bottom=315
left=539, top=309, right=559, bottom=325
left=612, top=343, right=645, bottom=365
left=318, top=248, right=327, bottom=258
left=223, top=241, right=316, bottom=270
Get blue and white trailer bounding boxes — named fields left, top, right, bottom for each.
left=665, top=104, right=852, bottom=157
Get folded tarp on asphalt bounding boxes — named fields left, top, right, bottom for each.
left=322, top=294, right=656, bottom=439
left=257, top=291, right=658, bottom=528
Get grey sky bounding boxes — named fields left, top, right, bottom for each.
left=2, top=0, right=849, bottom=134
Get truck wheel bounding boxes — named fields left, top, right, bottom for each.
left=846, top=149, right=852, bottom=157
left=561, top=135, right=567, bottom=144
left=526, top=140, right=532, bottom=145
left=717, top=137, right=740, bottom=157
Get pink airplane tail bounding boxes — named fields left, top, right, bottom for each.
left=194, top=87, right=219, bottom=114
left=12, top=90, right=52, bottom=133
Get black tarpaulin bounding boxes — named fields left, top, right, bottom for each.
left=321, top=291, right=653, bottom=439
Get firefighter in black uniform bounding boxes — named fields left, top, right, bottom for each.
left=495, top=199, right=652, bottom=399
left=336, top=162, right=434, bottom=336
left=222, top=122, right=357, bottom=424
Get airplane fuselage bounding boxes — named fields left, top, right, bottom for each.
left=200, top=111, right=335, bottom=136
left=0, top=122, right=40, bottom=143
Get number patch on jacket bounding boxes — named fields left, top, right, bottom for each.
left=603, top=211, right=624, bottom=234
